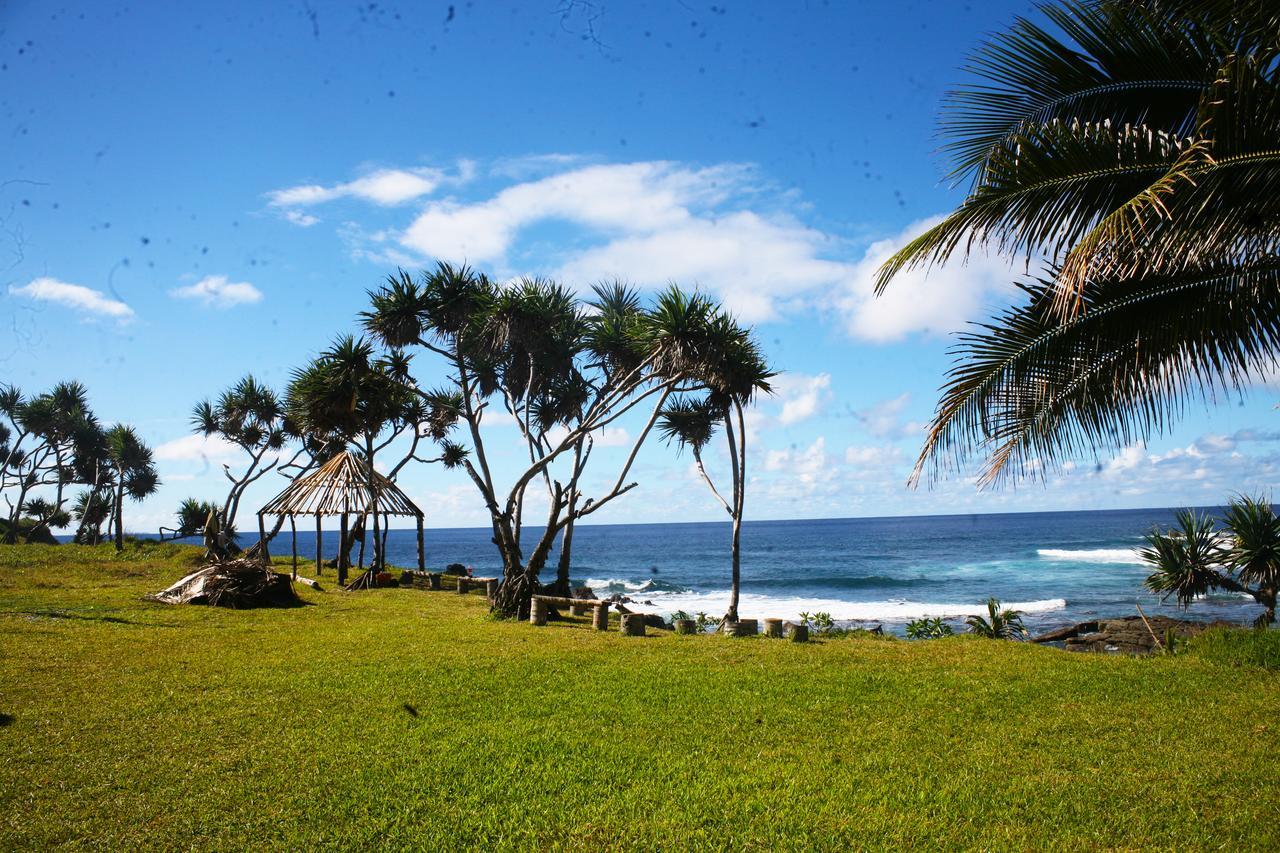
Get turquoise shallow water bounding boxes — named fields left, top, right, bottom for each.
left=230, top=506, right=1264, bottom=633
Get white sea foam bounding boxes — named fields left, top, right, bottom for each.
left=584, top=582, right=1067, bottom=623
left=1036, top=547, right=1145, bottom=565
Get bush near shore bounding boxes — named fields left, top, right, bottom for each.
left=1, top=543, right=1277, bottom=850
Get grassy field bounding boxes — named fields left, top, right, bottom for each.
left=1, top=542, right=1277, bottom=850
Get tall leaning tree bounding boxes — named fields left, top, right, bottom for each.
left=659, top=312, right=773, bottom=625
left=190, top=375, right=288, bottom=546
left=875, top=0, right=1280, bottom=484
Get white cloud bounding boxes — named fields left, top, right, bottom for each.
left=593, top=426, right=631, bottom=447
left=774, top=372, right=831, bottom=426
left=845, top=445, right=901, bottom=467
left=835, top=216, right=1024, bottom=343
left=854, top=392, right=925, bottom=440
left=9, top=276, right=134, bottom=321
left=154, top=434, right=242, bottom=463
left=170, top=275, right=263, bottom=308
left=284, top=210, right=319, bottom=227
left=268, top=167, right=446, bottom=208
left=293, top=159, right=1031, bottom=334
left=395, top=161, right=846, bottom=322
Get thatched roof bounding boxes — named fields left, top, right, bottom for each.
left=258, top=451, right=422, bottom=518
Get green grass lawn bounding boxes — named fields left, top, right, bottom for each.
left=2, top=542, right=1277, bottom=850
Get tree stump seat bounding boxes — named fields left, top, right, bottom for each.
left=531, top=595, right=610, bottom=630
left=455, top=576, right=498, bottom=595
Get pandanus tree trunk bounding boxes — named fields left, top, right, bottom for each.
left=112, top=472, right=125, bottom=552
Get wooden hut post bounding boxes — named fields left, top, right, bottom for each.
left=357, top=516, right=367, bottom=570
left=315, top=515, right=324, bottom=579
left=416, top=513, right=425, bottom=572
left=257, top=513, right=269, bottom=564
left=289, top=515, right=298, bottom=580
left=339, top=513, right=348, bottom=579
left=381, top=513, right=390, bottom=570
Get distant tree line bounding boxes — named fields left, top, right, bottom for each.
left=0, top=382, right=158, bottom=549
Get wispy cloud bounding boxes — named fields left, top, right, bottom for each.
left=9, top=276, right=135, bottom=321
left=775, top=372, right=832, bottom=426
left=154, top=433, right=242, bottom=463
left=170, top=275, right=263, bottom=308
left=268, top=167, right=448, bottom=209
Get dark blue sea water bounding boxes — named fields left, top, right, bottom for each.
left=243, top=507, right=1264, bottom=633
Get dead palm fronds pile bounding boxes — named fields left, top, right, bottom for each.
left=149, top=558, right=299, bottom=609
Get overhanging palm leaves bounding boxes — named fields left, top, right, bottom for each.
left=878, top=0, right=1280, bottom=485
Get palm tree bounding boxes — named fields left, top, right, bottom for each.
left=104, top=424, right=159, bottom=551
left=965, top=597, right=1028, bottom=640
left=1142, top=496, right=1279, bottom=627
left=659, top=309, right=773, bottom=625
left=875, top=0, right=1280, bottom=485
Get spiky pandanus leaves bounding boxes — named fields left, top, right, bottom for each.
left=1141, top=509, right=1227, bottom=608
left=1143, top=499, right=1279, bottom=626
left=658, top=395, right=723, bottom=455
left=1224, top=496, right=1280, bottom=592
left=877, top=0, right=1280, bottom=485
left=104, top=423, right=159, bottom=550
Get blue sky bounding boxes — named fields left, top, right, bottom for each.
left=4, top=0, right=1278, bottom=532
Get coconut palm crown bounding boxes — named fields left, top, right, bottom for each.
left=875, top=0, right=1280, bottom=487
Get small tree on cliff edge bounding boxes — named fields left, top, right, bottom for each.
left=658, top=312, right=773, bottom=625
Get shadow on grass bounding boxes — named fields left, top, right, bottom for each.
left=0, top=713, right=13, bottom=727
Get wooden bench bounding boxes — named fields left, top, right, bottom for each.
left=531, top=595, right=609, bottom=630
left=456, top=576, right=499, bottom=599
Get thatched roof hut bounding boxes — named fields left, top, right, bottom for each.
left=257, top=451, right=425, bottom=582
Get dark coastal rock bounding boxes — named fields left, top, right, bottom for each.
left=642, top=613, right=672, bottom=630
left=572, top=586, right=597, bottom=600
left=1033, top=615, right=1236, bottom=655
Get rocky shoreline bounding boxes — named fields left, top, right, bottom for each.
left=1032, top=615, right=1237, bottom=655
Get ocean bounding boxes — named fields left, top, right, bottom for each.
left=255, top=506, right=1263, bottom=633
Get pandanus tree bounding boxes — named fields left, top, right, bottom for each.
left=0, top=382, right=101, bottom=543
left=191, top=375, right=288, bottom=544
left=875, top=0, right=1280, bottom=485
left=1142, top=496, right=1279, bottom=627
left=159, top=497, right=221, bottom=542
left=285, top=335, right=420, bottom=577
left=362, top=262, right=758, bottom=618
left=104, top=424, right=159, bottom=551
left=658, top=313, right=773, bottom=624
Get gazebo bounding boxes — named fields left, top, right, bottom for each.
left=256, top=451, right=425, bottom=585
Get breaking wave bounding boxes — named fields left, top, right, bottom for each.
left=1037, top=548, right=1145, bottom=565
